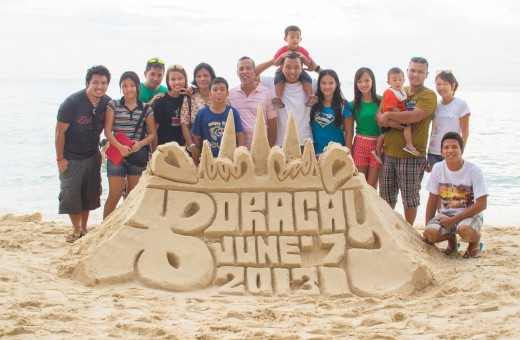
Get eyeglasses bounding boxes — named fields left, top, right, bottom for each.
left=168, top=64, right=184, bottom=71
left=147, top=58, right=164, bottom=65
left=436, top=70, right=453, bottom=74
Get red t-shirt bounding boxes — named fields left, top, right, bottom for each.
left=381, top=88, right=406, bottom=112
left=274, top=46, right=311, bottom=61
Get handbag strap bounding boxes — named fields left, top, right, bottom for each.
left=131, top=103, right=149, bottom=140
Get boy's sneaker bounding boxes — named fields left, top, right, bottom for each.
left=272, top=97, right=285, bottom=108
left=305, top=95, right=319, bottom=107
left=371, top=150, right=383, bottom=164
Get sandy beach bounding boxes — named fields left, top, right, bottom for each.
left=1, top=212, right=519, bottom=339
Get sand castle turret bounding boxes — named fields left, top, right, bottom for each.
left=72, top=106, right=433, bottom=297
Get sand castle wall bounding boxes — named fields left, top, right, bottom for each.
left=72, top=108, right=434, bottom=297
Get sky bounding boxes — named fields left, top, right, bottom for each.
left=1, top=0, right=519, bottom=96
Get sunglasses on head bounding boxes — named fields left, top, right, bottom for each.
left=168, top=64, right=184, bottom=71
left=147, top=58, right=164, bottom=65
left=436, top=70, right=453, bottom=74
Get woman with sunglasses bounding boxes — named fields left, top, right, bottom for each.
left=181, top=63, right=229, bottom=164
left=103, top=71, right=156, bottom=219
left=152, top=64, right=191, bottom=150
left=427, top=70, right=470, bottom=171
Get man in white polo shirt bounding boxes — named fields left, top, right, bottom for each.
left=228, top=56, right=277, bottom=149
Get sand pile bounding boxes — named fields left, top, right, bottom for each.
left=70, top=109, right=436, bottom=297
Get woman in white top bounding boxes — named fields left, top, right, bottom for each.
left=427, top=70, right=470, bottom=171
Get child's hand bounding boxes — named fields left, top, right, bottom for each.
left=298, top=53, right=311, bottom=67
left=273, top=51, right=291, bottom=66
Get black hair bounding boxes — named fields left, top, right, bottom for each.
left=237, top=56, right=255, bottom=69
left=352, top=67, right=380, bottom=117
left=284, top=25, right=301, bottom=37
left=145, top=57, right=165, bottom=72
left=441, top=132, right=464, bottom=151
left=311, top=69, right=346, bottom=128
left=210, top=77, right=229, bottom=91
left=85, top=65, right=111, bottom=86
left=436, top=70, right=459, bottom=94
left=119, top=71, right=141, bottom=99
left=387, top=67, right=404, bottom=79
left=282, top=51, right=303, bottom=67
left=192, top=62, right=217, bottom=87
left=409, top=56, right=429, bottom=69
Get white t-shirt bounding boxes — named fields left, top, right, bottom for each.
left=428, top=97, right=470, bottom=155
left=260, top=76, right=317, bottom=146
left=426, top=160, right=488, bottom=216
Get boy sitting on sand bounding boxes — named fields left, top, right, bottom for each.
left=271, top=25, right=319, bottom=108
left=373, top=67, right=419, bottom=163
left=422, top=132, right=488, bottom=258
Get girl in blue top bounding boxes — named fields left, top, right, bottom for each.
left=310, top=69, right=353, bottom=156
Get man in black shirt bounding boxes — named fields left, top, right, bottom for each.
left=55, top=65, right=111, bottom=243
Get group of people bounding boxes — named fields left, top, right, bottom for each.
left=55, top=26, right=488, bottom=259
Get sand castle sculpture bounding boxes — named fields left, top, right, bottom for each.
left=72, top=107, right=433, bottom=297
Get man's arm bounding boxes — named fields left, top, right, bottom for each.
left=438, top=196, right=487, bottom=230
left=55, top=121, right=70, bottom=173
left=425, top=192, right=439, bottom=225
left=267, top=117, right=277, bottom=147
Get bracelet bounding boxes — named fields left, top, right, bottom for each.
left=57, top=157, right=65, bottom=162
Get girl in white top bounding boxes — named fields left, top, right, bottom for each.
left=427, top=70, right=470, bottom=170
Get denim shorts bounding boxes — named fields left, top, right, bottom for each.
left=107, top=159, right=146, bottom=177
left=427, top=153, right=444, bottom=168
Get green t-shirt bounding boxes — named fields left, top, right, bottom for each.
left=349, top=97, right=382, bottom=137
left=139, top=83, right=167, bottom=103
left=383, top=86, right=437, bottom=158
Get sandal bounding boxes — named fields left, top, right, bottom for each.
left=403, top=146, right=420, bottom=156
left=80, top=230, right=89, bottom=237
left=66, top=233, right=82, bottom=243
left=371, top=150, right=383, bottom=164
left=441, top=247, right=457, bottom=256
left=462, top=243, right=483, bottom=258
left=305, top=95, right=319, bottom=107
left=272, top=97, right=285, bottom=108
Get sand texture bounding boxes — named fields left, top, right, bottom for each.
left=1, top=212, right=520, bottom=339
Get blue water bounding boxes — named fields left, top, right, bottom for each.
left=1, top=80, right=519, bottom=226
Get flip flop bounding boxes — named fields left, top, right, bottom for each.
left=272, top=97, right=285, bottom=108
left=463, top=248, right=482, bottom=258
left=371, top=150, right=383, bottom=164
left=403, top=146, right=420, bottom=156
left=305, top=95, right=319, bottom=107
left=66, top=233, right=81, bottom=243
left=441, top=247, right=457, bottom=256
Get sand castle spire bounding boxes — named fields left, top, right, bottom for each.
left=250, top=104, right=270, bottom=175
left=282, top=111, right=302, bottom=160
left=218, top=109, right=237, bottom=159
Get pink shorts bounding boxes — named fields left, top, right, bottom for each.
left=352, top=134, right=381, bottom=169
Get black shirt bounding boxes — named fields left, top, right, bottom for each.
left=153, top=93, right=185, bottom=146
left=57, top=89, right=111, bottom=160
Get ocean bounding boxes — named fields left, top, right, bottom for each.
left=1, top=79, right=519, bottom=226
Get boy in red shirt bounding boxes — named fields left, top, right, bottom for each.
left=271, top=25, right=319, bottom=108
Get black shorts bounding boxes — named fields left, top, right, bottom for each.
left=58, top=152, right=102, bottom=214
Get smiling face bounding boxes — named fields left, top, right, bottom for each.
left=120, top=77, right=137, bottom=101
left=86, top=74, right=109, bottom=99
left=356, top=72, right=373, bottom=97
left=282, top=57, right=303, bottom=84
left=168, top=70, right=187, bottom=95
left=237, top=59, right=255, bottom=86
left=195, top=68, right=212, bottom=90
left=441, top=138, right=463, bottom=164
left=144, top=66, right=164, bottom=90
left=320, top=74, right=337, bottom=100
left=407, top=62, right=428, bottom=88
left=436, top=77, right=455, bottom=100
